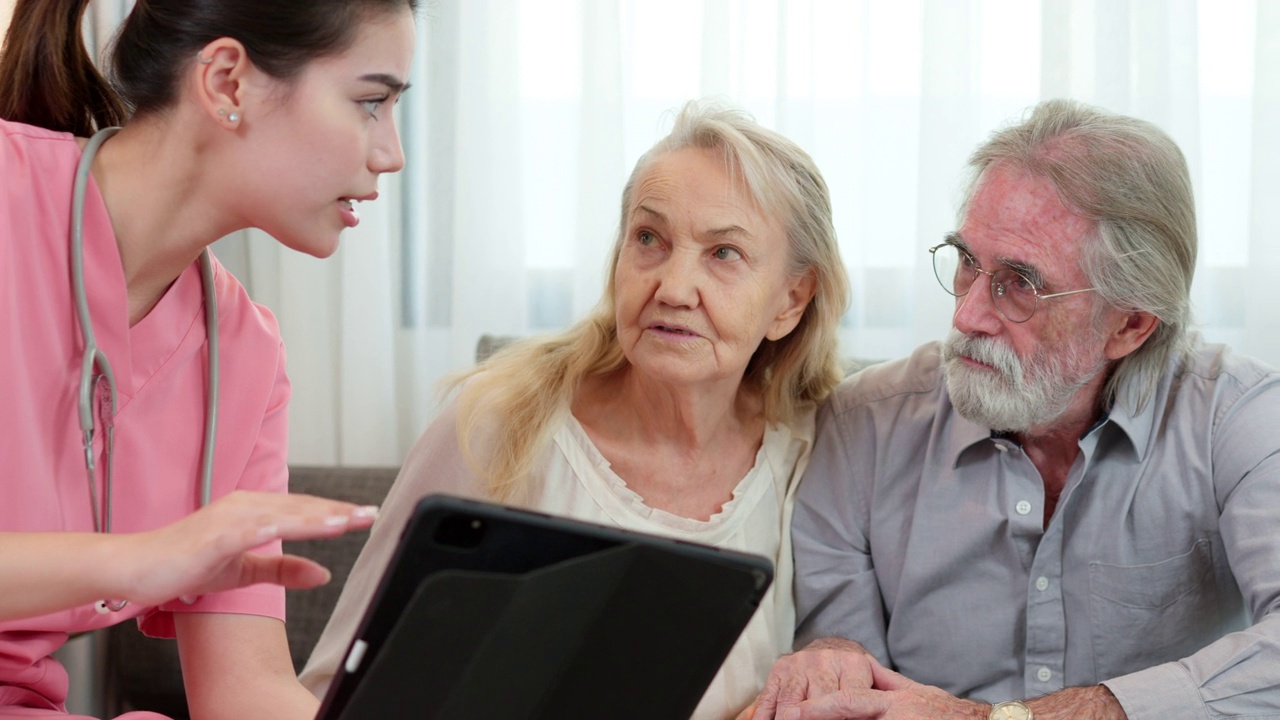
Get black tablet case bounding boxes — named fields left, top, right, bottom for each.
left=316, top=494, right=774, bottom=720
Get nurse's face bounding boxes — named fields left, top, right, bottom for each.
left=235, top=8, right=414, bottom=257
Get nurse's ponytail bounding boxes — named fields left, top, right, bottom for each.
left=0, top=0, right=128, bottom=136
left=2, top=0, right=420, bottom=137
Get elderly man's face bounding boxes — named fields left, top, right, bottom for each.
left=941, top=163, right=1112, bottom=434
left=612, top=147, right=812, bottom=391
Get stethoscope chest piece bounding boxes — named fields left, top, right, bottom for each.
left=94, top=599, right=128, bottom=614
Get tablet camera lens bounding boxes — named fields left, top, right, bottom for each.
left=434, top=514, right=487, bottom=549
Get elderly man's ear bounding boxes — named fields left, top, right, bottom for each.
left=1104, top=311, right=1159, bottom=361
left=765, top=270, right=818, bottom=342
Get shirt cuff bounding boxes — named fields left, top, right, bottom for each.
left=1102, top=662, right=1210, bottom=720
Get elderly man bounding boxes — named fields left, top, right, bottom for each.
left=748, top=99, right=1280, bottom=720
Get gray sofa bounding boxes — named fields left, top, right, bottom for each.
left=101, top=465, right=399, bottom=718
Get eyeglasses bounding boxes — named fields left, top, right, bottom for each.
left=928, top=240, right=1096, bottom=323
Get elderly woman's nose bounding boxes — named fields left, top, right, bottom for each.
left=653, top=251, right=701, bottom=307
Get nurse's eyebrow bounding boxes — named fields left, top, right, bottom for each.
left=360, top=73, right=411, bottom=94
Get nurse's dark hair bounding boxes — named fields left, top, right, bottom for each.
left=0, top=0, right=418, bottom=137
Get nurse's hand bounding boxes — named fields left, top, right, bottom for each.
left=108, top=490, right=378, bottom=607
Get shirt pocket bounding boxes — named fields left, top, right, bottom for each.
left=1088, top=538, right=1221, bottom=680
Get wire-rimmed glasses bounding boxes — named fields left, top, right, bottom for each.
left=929, top=240, right=1096, bottom=323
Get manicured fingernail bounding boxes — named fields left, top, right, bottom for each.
left=352, top=505, right=379, bottom=520
left=324, top=515, right=351, bottom=527
left=257, top=524, right=278, bottom=539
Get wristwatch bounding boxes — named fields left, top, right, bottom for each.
left=989, top=700, right=1033, bottom=720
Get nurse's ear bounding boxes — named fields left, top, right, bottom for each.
left=192, top=38, right=252, bottom=130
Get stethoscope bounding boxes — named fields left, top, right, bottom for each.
left=73, top=127, right=220, bottom=613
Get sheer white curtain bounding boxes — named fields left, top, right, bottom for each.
left=20, top=0, right=1277, bottom=466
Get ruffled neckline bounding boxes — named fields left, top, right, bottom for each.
left=557, top=415, right=788, bottom=537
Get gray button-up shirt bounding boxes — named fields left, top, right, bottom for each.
left=794, top=340, right=1280, bottom=719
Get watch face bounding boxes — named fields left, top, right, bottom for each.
left=991, top=701, right=1032, bottom=720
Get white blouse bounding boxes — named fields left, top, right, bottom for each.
left=532, top=414, right=814, bottom=719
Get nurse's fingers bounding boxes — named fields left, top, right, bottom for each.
left=198, top=491, right=380, bottom=549
left=239, top=553, right=333, bottom=590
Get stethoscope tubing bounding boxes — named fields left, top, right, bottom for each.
left=72, top=128, right=120, bottom=535
left=72, top=127, right=220, bottom=611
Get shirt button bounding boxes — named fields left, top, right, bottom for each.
left=1035, top=576, right=1049, bottom=591
left=1015, top=500, right=1033, bottom=515
left=1037, top=667, right=1052, bottom=682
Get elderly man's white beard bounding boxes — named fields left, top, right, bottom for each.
left=941, top=329, right=1107, bottom=434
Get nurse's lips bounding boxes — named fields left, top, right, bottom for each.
left=337, top=199, right=359, bottom=228
left=337, top=193, right=377, bottom=228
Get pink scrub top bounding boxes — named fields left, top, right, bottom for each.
left=0, top=119, right=290, bottom=714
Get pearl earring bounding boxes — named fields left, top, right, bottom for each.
left=227, top=112, right=240, bottom=123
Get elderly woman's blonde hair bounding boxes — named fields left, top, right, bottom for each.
left=448, top=99, right=851, bottom=503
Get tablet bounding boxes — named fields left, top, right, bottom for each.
left=315, top=494, right=774, bottom=720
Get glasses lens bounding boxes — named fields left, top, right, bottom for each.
left=932, top=244, right=972, bottom=296
left=990, top=269, right=1038, bottom=322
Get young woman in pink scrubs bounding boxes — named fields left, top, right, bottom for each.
left=0, top=0, right=417, bottom=717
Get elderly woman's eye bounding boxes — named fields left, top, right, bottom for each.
left=713, top=246, right=743, bottom=261
left=637, top=230, right=657, bottom=246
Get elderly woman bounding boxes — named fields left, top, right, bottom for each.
left=300, top=100, right=850, bottom=719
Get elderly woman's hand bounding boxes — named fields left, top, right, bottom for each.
left=748, top=637, right=877, bottom=719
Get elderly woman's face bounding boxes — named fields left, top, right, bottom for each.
left=614, top=147, right=814, bottom=389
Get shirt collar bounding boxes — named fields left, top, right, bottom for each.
left=947, top=402, right=999, bottom=465
left=1099, top=375, right=1158, bottom=462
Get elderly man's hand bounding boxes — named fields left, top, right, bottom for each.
left=773, top=658, right=989, bottom=719
left=747, top=637, right=877, bottom=719
left=748, top=640, right=990, bottom=720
